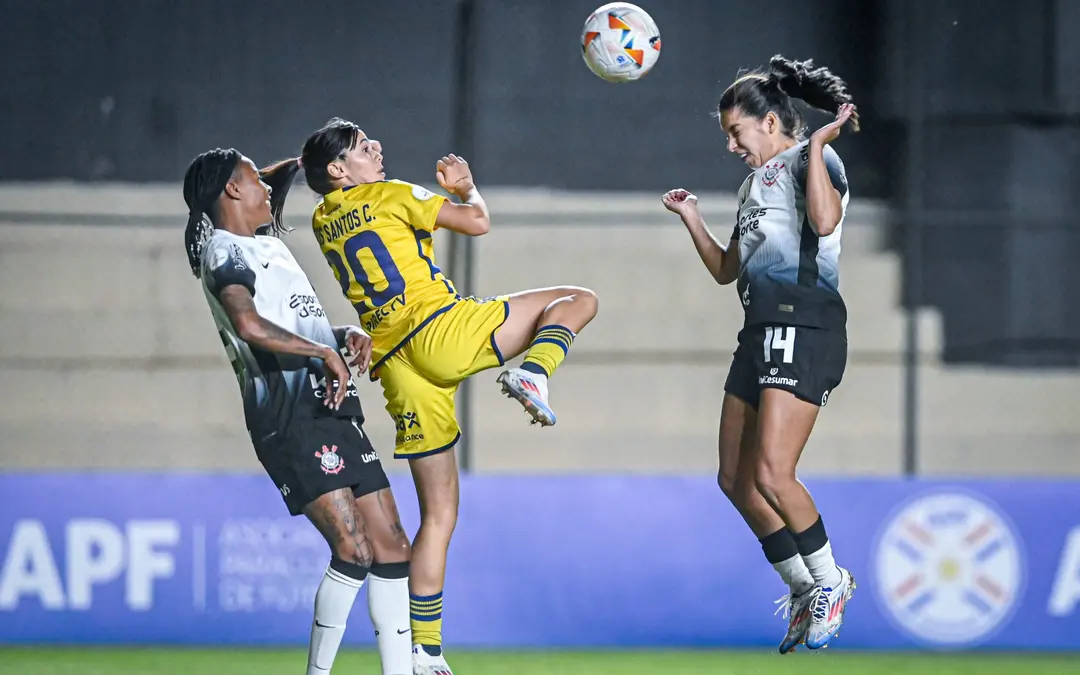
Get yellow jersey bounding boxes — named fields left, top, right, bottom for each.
left=312, top=179, right=457, bottom=370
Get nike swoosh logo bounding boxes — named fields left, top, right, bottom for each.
left=261, top=262, right=269, bottom=268
left=397, top=628, right=410, bottom=634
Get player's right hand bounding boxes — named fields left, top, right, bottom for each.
left=436, top=154, right=475, bottom=197
left=662, top=188, right=700, bottom=217
left=321, top=347, right=352, bottom=410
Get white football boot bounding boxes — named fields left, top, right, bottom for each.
left=412, top=645, right=453, bottom=675
left=775, top=587, right=817, bottom=654
left=496, top=367, right=557, bottom=426
left=804, top=567, right=856, bottom=649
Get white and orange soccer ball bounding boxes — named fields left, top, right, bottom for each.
left=580, top=2, right=661, bottom=83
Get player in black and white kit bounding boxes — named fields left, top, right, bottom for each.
left=662, top=56, right=858, bottom=653
left=183, top=148, right=411, bottom=675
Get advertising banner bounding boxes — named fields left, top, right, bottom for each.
left=2, top=474, right=1078, bottom=649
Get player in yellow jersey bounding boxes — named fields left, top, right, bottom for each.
left=284, top=117, right=598, bottom=675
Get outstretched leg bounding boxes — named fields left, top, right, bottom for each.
left=493, top=285, right=599, bottom=425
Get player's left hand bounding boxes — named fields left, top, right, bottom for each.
left=343, top=326, right=373, bottom=374
left=810, top=103, right=857, bottom=147
left=436, top=154, right=475, bottom=197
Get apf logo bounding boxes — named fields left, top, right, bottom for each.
left=872, top=490, right=1025, bottom=647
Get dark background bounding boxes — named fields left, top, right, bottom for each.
left=3, top=0, right=1079, bottom=366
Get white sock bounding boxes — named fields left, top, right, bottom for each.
left=368, top=573, right=413, bottom=675
left=307, top=565, right=365, bottom=675
left=772, top=553, right=816, bottom=596
left=801, top=540, right=843, bottom=589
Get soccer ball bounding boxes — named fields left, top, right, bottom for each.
left=580, top=3, right=661, bottom=83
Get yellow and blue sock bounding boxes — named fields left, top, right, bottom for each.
left=520, top=324, right=576, bottom=378
left=409, top=591, right=443, bottom=656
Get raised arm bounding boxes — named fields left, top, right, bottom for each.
left=433, top=154, right=490, bottom=236
left=662, top=189, right=740, bottom=285
left=805, top=103, right=856, bottom=237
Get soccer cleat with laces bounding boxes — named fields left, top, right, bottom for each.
left=412, top=645, right=453, bottom=675
left=496, top=367, right=557, bottom=426
left=804, top=567, right=856, bottom=650
left=774, top=587, right=817, bottom=654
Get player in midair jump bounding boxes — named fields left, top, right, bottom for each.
left=663, top=55, right=858, bottom=652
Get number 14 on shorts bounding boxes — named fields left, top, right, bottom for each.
left=764, top=326, right=795, bottom=364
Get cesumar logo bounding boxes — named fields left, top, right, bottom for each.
left=872, top=489, right=1025, bottom=647
left=759, top=368, right=798, bottom=387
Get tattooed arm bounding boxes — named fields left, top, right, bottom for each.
left=218, top=285, right=351, bottom=409
left=220, top=285, right=336, bottom=359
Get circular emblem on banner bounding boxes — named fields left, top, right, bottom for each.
left=872, top=490, right=1024, bottom=646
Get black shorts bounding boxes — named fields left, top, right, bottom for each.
left=724, top=323, right=847, bottom=409
left=253, top=415, right=391, bottom=516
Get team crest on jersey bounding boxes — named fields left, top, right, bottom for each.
left=315, top=445, right=345, bottom=474
left=761, top=161, right=785, bottom=187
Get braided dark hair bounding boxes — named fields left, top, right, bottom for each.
left=182, top=149, right=303, bottom=278
left=717, top=54, right=859, bottom=139
left=182, top=148, right=241, bottom=278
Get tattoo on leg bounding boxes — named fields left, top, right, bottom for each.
left=376, top=490, right=409, bottom=545
left=306, top=489, right=375, bottom=567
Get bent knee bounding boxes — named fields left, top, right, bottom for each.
left=374, top=534, right=412, bottom=565
left=334, top=535, right=376, bottom=569
left=720, top=470, right=759, bottom=509
left=569, top=286, right=599, bottom=317
left=754, top=460, right=796, bottom=500
left=717, top=467, right=737, bottom=499
left=420, top=503, right=458, bottom=538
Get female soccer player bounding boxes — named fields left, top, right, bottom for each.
left=283, top=118, right=598, bottom=675
left=183, top=148, right=414, bottom=675
left=662, top=56, right=858, bottom=653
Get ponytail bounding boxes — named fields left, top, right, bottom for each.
left=768, top=55, right=860, bottom=132
left=184, top=210, right=214, bottom=278
left=718, top=54, right=859, bottom=139
left=259, top=157, right=302, bottom=236
left=182, top=148, right=241, bottom=278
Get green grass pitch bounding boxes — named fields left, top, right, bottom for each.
left=3, top=647, right=1079, bottom=675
